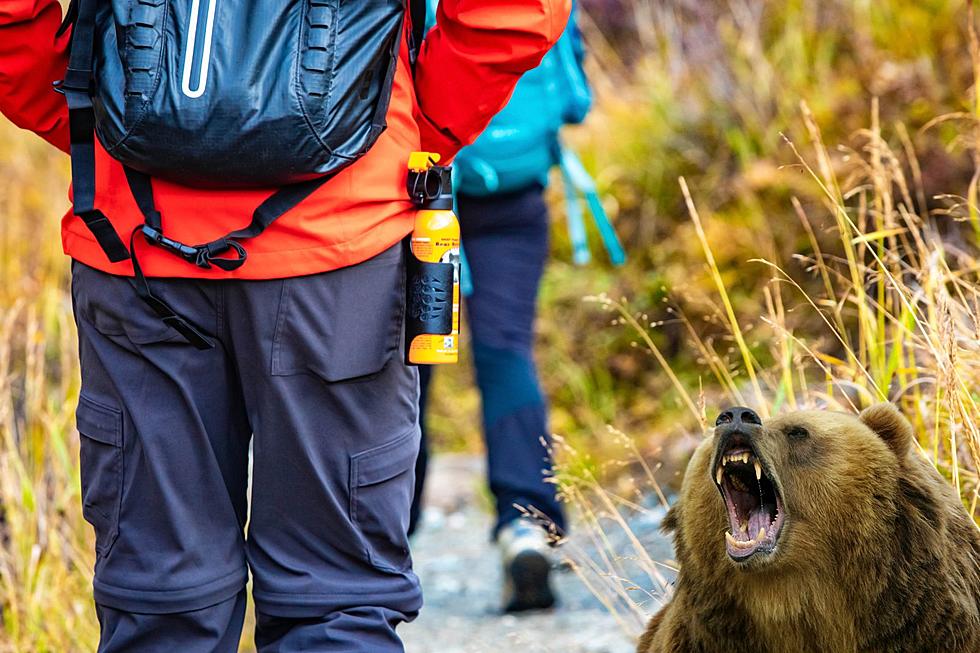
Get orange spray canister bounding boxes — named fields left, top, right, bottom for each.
left=405, top=152, right=460, bottom=365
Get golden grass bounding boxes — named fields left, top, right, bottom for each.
left=0, top=120, right=98, bottom=651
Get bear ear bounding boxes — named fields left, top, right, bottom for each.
left=859, top=403, right=913, bottom=456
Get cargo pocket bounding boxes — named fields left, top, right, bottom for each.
left=76, top=394, right=124, bottom=557
left=350, top=428, right=419, bottom=572
left=272, top=243, right=404, bottom=382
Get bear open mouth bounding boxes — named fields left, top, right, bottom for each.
left=713, top=442, right=785, bottom=562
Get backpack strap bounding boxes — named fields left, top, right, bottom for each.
left=121, top=167, right=333, bottom=349
left=120, top=168, right=213, bottom=349
left=56, top=0, right=130, bottom=263
left=558, top=143, right=626, bottom=267
left=123, top=168, right=329, bottom=274
left=57, top=0, right=210, bottom=349
left=559, top=157, right=591, bottom=266
left=408, top=0, right=426, bottom=70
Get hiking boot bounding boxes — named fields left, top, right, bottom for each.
left=498, top=518, right=557, bottom=613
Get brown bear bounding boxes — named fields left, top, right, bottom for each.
left=637, top=403, right=980, bottom=653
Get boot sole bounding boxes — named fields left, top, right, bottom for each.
left=504, top=549, right=556, bottom=613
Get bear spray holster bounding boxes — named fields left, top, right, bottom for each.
left=404, top=152, right=460, bottom=365
left=404, top=252, right=454, bottom=336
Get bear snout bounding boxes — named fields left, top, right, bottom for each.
left=715, top=406, right=763, bottom=428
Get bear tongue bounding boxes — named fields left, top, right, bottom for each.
left=747, top=509, right=770, bottom=540
left=729, top=510, right=768, bottom=543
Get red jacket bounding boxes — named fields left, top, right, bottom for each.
left=0, top=0, right=570, bottom=279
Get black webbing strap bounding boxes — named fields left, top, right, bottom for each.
left=128, top=227, right=215, bottom=350
left=57, top=0, right=129, bottom=263
left=124, top=168, right=247, bottom=271
left=123, top=167, right=329, bottom=274
left=57, top=0, right=79, bottom=38
left=121, top=168, right=332, bottom=349
left=408, top=0, right=426, bottom=70
left=121, top=168, right=214, bottom=350
left=223, top=175, right=332, bottom=244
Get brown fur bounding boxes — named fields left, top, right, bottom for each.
left=638, top=403, right=980, bottom=653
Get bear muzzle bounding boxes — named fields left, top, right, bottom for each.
left=713, top=408, right=786, bottom=564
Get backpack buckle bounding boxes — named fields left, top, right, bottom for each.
left=141, top=225, right=202, bottom=265
left=140, top=226, right=247, bottom=272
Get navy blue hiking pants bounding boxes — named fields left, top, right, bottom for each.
left=410, top=185, right=566, bottom=537
left=71, top=243, right=421, bottom=652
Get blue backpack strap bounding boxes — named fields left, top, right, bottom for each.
left=552, top=7, right=592, bottom=125
left=558, top=143, right=626, bottom=267
left=424, top=0, right=438, bottom=30
left=559, top=153, right=591, bottom=265
left=456, top=155, right=500, bottom=196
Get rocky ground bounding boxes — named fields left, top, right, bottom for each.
left=400, top=454, right=674, bottom=653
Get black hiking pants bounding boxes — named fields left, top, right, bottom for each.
left=71, top=243, right=421, bottom=652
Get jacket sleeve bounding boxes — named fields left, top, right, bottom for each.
left=0, top=0, right=71, bottom=152
left=414, top=0, right=572, bottom=160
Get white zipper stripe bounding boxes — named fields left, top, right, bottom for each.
left=181, top=0, right=218, bottom=99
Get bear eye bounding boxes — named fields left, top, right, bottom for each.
left=787, top=426, right=809, bottom=440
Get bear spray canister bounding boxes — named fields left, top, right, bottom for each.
left=404, top=152, right=460, bottom=365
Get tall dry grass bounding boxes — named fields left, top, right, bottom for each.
left=0, top=119, right=97, bottom=650
left=539, top=0, right=980, bottom=455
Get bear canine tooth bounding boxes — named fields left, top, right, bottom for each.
left=740, top=521, right=748, bottom=534
left=754, top=461, right=762, bottom=480
left=756, top=527, right=766, bottom=542
left=725, top=532, right=752, bottom=549
left=716, top=467, right=723, bottom=485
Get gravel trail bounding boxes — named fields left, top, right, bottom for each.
left=399, top=454, right=673, bottom=653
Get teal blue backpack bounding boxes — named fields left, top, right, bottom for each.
left=450, top=12, right=593, bottom=196
left=425, top=1, right=625, bottom=295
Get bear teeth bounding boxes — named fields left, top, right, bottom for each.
left=721, top=452, right=753, bottom=467
left=726, top=527, right=767, bottom=550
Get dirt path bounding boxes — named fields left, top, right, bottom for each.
left=399, top=454, right=672, bottom=653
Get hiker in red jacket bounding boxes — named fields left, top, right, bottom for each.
left=0, top=1, right=570, bottom=650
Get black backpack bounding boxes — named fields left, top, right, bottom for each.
left=58, top=0, right=426, bottom=348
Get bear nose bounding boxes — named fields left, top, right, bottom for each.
left=716, top=407, right=762, bottom=429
